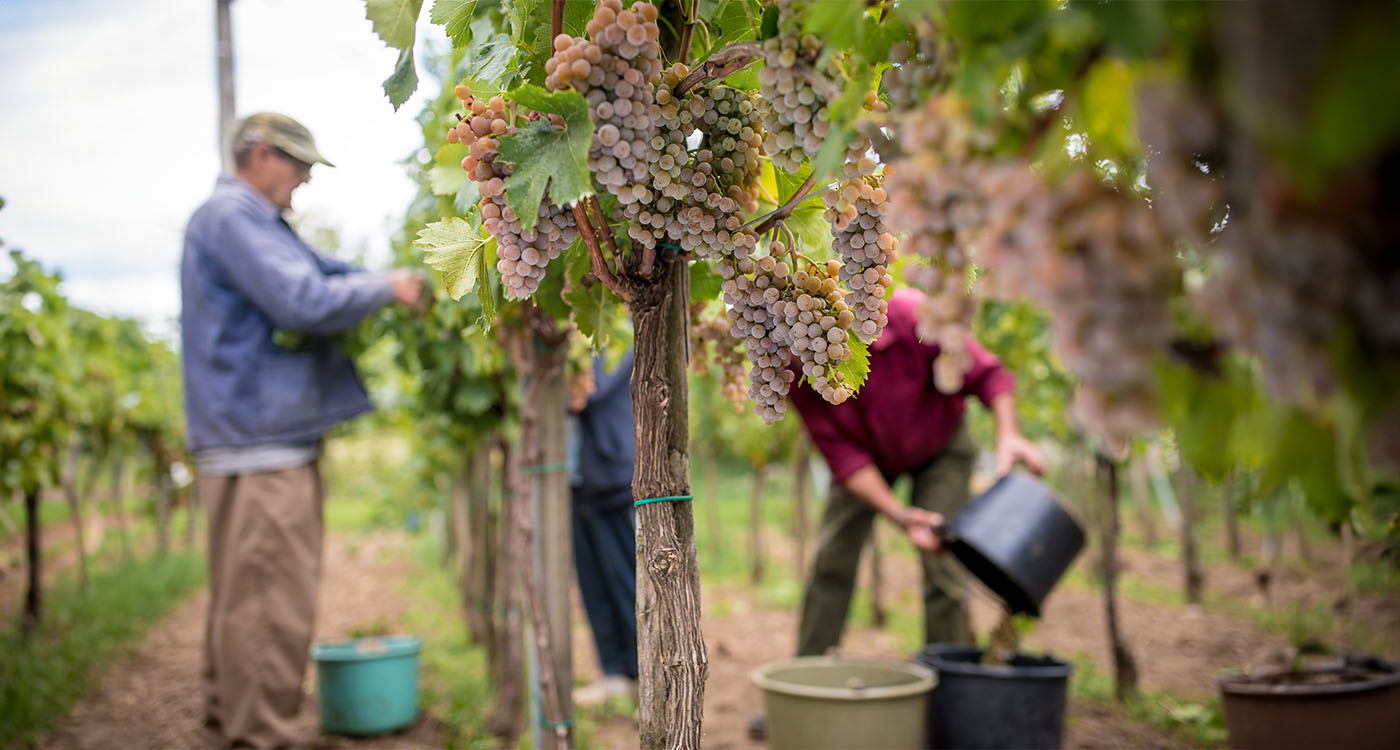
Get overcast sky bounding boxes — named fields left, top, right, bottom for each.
left=0, top=0, right=447, bottom=340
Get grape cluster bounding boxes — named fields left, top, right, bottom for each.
left=545, top=0, right=663, bottom=208
left=718, top=253, right=795, bottom=423
left=758, top=0, right=835, bottom=173
left=698, top=84, right=764, bottom=199
left=449, top=86, right=578, bottom=299
left=824, top=175, right=897, bottom=343
left=1037, top=173, right=1175, bottom=447
left=774, top=251, right=857, bottom=405
left=688, top=302, right=748, bottom=411
left=883, top=16, right=951, bottom=112
left=885, top=96, right=1019, bottom=389
left=676, top=150, right=759, bottom=261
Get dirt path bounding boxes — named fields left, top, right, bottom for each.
left=42, top=531, right=443, bottom=750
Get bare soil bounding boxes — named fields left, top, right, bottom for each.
left=40, top=515, right=1397, bottom=749
left=41, top=531, right=443, bottom=750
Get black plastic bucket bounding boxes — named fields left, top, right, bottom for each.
left=944, top=472, right=1084, bottom=616
left=916, top=644, right=1073, bottom=749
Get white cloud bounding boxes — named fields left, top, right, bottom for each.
left=0, top=0, right=445, bottom=329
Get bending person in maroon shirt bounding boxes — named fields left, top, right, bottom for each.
left=788, top=287, right=1045, bottom=656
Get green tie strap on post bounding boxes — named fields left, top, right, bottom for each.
left=635, top=495, right=693, bottom=507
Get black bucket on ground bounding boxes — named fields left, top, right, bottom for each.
left=916, top=644, right=1073, bottom=749
left=944, top=471, right=1084, bottom=616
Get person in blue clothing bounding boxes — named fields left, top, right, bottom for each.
left=567, top=348, right=639, bottom=705
left=182, top=112, right=424, bottom=749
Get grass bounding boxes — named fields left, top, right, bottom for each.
left=0, top=547, right=206, bottom=749
left=1069, top=654, right=1230, bottom=748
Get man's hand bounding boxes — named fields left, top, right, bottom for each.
left=388, top=269, right=427, bottom=309
left=894, top=506, right=946, bottom=554
left=996, top=431, right=1046, bottom=477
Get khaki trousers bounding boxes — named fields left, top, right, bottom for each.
left=200, top=463, right=324, bottom=749
left=797, top=424, right=977, bottom=656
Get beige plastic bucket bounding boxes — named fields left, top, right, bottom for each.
left=752, top=655, right=937, bottom=749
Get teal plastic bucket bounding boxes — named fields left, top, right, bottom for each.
left=311, top=636, right=421, bottom=735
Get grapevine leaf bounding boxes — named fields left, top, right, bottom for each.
left=690, top=260, right=723, bottom=302
left=461, top=14, right=517, bottom=94
left=533, top=245, right=574, bottom=322
left=701, top=0, right=762, bottom=58
left=1080, top=58, right=1138, bottom=159
left=722, top=61, right=762, bottom=91
left=759, top=3, right=779, bottom=39
left=453, top=179, right=482, bottom=216
left=810, top=65, right=875, bottom=180
left=1081, top=0, right=1165, bottom=59
left=799, top=2, right=883, bottom=60
left=366, top=0, right=424, bottom=108
left=453, top=380, right=497, bottom=415
left=564, top=276, right=611, bottom=345
left=784, top=200, right=831, bottom=251
left=429, top=0, right=478, bottom=48
left=417, top=217, right=497, bottom=310
left=496, top=86, right=595, bottom=231
left=1305, top=4, right=1400, bottom=189
left=384, top=47, right=419, bottom=111
left=834, top=335, right=871, bottom=394
left=427, top=143, right=469, bottom=196
left=366, top=0, right=422, bottom=49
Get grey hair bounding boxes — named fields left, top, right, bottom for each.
left=231, top=133, right=263, bottom=169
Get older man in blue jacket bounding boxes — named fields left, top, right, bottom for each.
left=182, top=113, right=423, bottom=749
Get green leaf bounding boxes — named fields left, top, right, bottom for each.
left=383, top=46, right=419, bottom=110
left=453, top=380, right=496, bottom=415
left=1081, top=0, right=1165, bottom=59
left=1305, top=4, right=1400, bottom=187
left=427, top=143, right=469, bottom=196
left=417, top=217, right=497, bottom=308
left=759, top=3, right=779, bottom=39
left=784, top=201, right=831, bottom=252
left=1079, top=58, right=1138, bottom=158
left=564, top=278, right=611, bottom=344
left=944, top=0, right=1040, bottom=43
left=429, top=0, right=478, bottom=47
left=453, top=178, right=482, bottom=216
left=366, top=0, right=423, bottom=49
left=690, top=260, right=723, bottom=302
left=722, top=60, right=762, bottom=91
left=834, top=335, right=871, bottom=394
left=496, top=86, right=595, bottom=230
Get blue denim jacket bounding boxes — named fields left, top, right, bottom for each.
left=180, top=176, right=393, bottom=452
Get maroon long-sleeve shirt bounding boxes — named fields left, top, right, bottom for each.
left=788, top=288, right=1015, bottom=484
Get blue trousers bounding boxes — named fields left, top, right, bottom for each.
left=572, top=501, right=638, bottom=679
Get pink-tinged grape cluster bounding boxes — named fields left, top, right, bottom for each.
left=824, top=175, right=897, bottom=344
left=545, top=0, right=662, bottom=208
left=885, top=96, right=1017, bottom=390
left=1033, top=173, right=1176, bottom=447
left=449, top=86, right=577, bottom=299
left=716, top=242, right=858, bottom=423
left=689, top=302, right=748, bottom=411
left=883, top=16, right=952, bottom=113
left=758, top=0, right=835, bottom=173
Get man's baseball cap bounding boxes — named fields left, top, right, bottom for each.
left=234, top=112, right=335, bottom=167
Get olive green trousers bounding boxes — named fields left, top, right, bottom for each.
left=797, top=425, right=976, bottom=656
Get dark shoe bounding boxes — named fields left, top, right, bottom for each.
left=748, top=713, right=766, bottom=742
